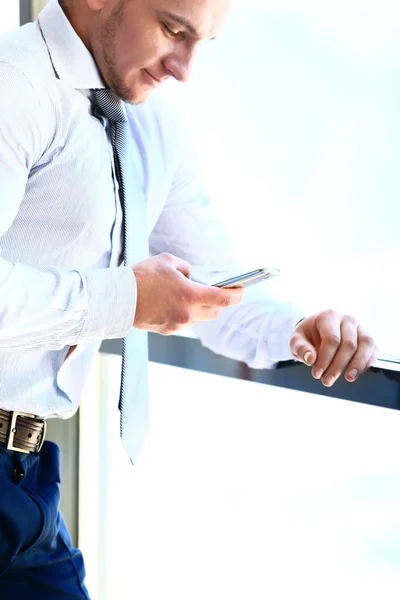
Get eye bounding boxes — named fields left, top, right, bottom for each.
left=162, top=23, right=184, bottom=40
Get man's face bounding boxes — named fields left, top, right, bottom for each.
left=87, top=0, right=231, bottom=104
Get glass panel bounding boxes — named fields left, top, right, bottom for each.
left=80, top=356, right=400, bottom=599
left=74, top=1, right=400, bottom=595
left=160, top=0, right=400, bottom=356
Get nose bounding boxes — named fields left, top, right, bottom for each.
left=163, top=44, right=199, bottom=83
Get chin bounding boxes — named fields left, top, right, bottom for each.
left=106, top=66, right=154, bottom=104
left=117, top=86, right=152, bottom=106
left=130, top=88, right=153, bottom=105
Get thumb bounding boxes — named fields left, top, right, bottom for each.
left=302, top=349, right=316, bottom=366
left=291, top=320, right=317, bottom=366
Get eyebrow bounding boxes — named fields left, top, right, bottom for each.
left=159, top=11, right=217, bottom=41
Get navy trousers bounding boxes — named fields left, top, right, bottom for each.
left=0, top=441, right=90, bottom=599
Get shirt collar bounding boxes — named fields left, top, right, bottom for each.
left=37, top=0, right=105, bottom=90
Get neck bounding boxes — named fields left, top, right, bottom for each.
left=59, top=0, right=93, bottom=53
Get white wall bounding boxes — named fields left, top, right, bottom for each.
left=32, top=0, right=49, bottom=19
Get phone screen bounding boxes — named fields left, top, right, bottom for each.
left=213, top=267, right=280, bottom=288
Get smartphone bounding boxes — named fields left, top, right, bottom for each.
left=212, top=267, right=280, bottom=288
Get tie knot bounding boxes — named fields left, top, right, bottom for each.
left=93, top=88, right=127, bottom=123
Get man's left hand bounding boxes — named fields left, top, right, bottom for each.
left=289, top=310, right=379, bottom=386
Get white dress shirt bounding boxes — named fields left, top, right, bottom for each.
left=0, top=0, right=301, bottom=419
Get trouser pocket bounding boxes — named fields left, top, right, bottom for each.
left=0, top=471, right=44, bottom=575
left=0, top=441, right=61, bottom=575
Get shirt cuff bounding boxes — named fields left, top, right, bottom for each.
left=262, top=310, right=305, bottom=364
left=79, top=266, right=136, bottom=341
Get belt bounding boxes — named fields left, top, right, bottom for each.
left=0, top=409, right=47, bottom=454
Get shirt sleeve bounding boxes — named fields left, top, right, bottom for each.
left=0, top=61, right=135, bottom=351
left=149, top=109, right=304, bottom=369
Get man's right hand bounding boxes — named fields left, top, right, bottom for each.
left=131, top=253, right=243, bottom=335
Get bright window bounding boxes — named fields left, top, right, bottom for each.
left=0, top=3, right=19, bottom=32
left=160, top=0, right=400, bottom=357
left=80, top=356, right=400, bottom=600
left=78, top=1, right=400, bottom=598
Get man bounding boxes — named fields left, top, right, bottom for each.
left=0, top=0, right=378, bottom=597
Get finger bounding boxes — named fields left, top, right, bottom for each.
left=311, top=312, right=343, bottom=380
left=191, top=306, right=224, bottom=323
left=157, top=253, right=192, bottom=279
left=360, top=346, right=379, bottom=373
left=343, top=329, right=378, bottom=382
left=173, top=306, right=225, bottom=331
left=172, top=259, right=192, bottom=279
left=319, top=318, right=358, bottom=387
left=191, top=283, right=244, bottom=308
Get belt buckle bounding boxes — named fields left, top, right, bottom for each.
left=6, top=411, right=47, bottom=454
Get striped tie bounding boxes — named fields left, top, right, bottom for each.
left=94, top=89, right=149, bottom=464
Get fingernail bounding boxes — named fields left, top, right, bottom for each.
left=304, top=351, right=312, bottom=365
left=347, top=369, right=358, bottom=381
left=324, top=375, right=335, bottom=387
left=314, top=368, right=324, bottom=380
